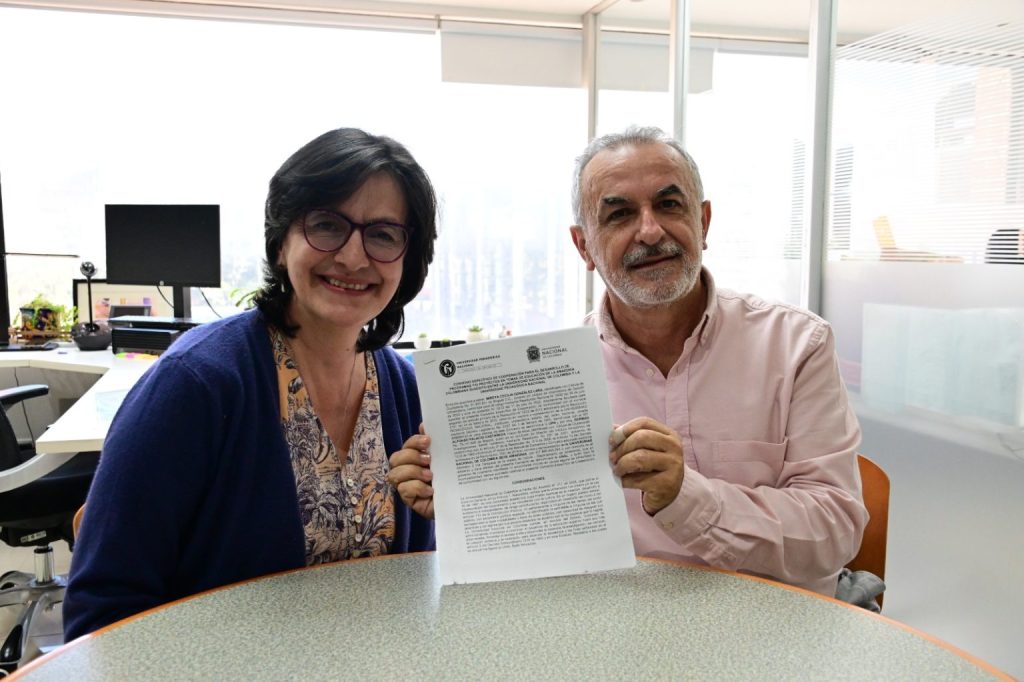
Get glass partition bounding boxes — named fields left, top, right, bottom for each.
left=826, top=3, right=1024, bottom=444
left=826, top=2, right=1024, bottom=675
left=593, top=0, right=810, bottom=306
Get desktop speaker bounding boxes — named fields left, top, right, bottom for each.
left=111, top=327, right=182, bottom=355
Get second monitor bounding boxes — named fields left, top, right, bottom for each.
left=104, top=204, right=221, bottom=319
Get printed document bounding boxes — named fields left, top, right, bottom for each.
left=413, top=326, right=635, bottom=584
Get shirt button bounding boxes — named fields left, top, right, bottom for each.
left=347, top=478, right=355, bottom=487
left=353, top=514, right=362, bottom=523
left=645, top=368, right=655, bottom=378
left=350, top=497, right=359, bottom=505
left=355, top=533, right=363, bottom=542
left=660, top=520, right=674, bottom=530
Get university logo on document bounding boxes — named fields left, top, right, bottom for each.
left=526, top=345, right=541, bottom=363
left=439, top=359, right=456, bottom=378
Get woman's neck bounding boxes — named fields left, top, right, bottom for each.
left=285, top=322, right=367, bottom=455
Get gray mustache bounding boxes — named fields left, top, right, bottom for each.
left=622, top=241, right=684, bottom=267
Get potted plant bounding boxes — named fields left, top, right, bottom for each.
left=414, top=332, right=431, bottom=350
left=17, top=305, right=36, bottom=331
left=466, top=325, right=486, bottom=343
left=16, top=294, right=76, bottom=340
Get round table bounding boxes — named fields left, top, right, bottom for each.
left=15, top=554, right=1009, bottom=680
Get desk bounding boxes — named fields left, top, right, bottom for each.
left=12, top=554, right=1010, bottom=680
left=0, top=347, right=152, bottom=492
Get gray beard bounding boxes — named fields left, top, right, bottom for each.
left=598, top=241, right=701, bottom=308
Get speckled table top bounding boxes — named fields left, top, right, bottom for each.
left=17, top=554, right=1007, bottom=681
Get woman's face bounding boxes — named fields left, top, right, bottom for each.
left=278, top=172, right=407, bottom=338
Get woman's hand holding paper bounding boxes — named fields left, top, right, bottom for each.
left=387, top=425, right=435, bottom=519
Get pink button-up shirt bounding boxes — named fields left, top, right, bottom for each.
left=587, top=269, right=867, bottom=595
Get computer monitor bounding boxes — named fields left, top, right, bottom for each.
left=105, top=204, right=221, bottom=318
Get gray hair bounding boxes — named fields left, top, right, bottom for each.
left=571, top=125, right=704, bottom=226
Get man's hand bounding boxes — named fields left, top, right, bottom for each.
left=387, top=424, right=435, bottom=520
left=610, top=417, right=685, bottom=515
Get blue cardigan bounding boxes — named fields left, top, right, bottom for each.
left=63, top=310, right=434, bottom=640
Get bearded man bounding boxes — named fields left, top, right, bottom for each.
left=569, top=126, right=867, bottom=595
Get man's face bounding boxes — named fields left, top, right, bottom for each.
left=571, top=142, right=710, bottom=309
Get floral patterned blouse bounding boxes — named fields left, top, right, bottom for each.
left=270, top=328, right=395, bottom=565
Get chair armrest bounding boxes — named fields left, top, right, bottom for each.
left=0, top=451, right=76, bottom=493
left=0, top=384, right=49, bottom=410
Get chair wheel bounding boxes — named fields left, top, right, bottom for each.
left=0, top=572, right=32, bottom=592
left=0, top=623, right=22, bottom=667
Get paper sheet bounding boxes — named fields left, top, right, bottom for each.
left=414, top=326, right=635, bottom=585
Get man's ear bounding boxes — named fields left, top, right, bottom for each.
left=700, top=200, right=712, bottom=250
left=570, top=225, right=596, bottom=271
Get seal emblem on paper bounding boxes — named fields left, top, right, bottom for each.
left=526, top=345, right=541, bottom=363
left=439, top=359, right=456, bottom=378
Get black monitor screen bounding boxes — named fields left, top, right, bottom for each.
left=105, top=204, right=221, bottom=288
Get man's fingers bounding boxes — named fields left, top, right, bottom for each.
left=610, top=424, right=626, bottom=447
left=610, top=430, right=681, bottom=465
left=615, top=417, right=677, bottom=442
left=612, top=449, right=678, bottom=477
left=619, top=471, right=659, bottom=490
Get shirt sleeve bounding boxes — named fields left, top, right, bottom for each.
left=650, top=324, right=868, bottom=590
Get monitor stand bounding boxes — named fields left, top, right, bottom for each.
left=172, top=285, right=191, bottom=319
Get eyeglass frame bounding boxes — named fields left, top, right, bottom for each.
left=300, top=208, right=413, bottom=263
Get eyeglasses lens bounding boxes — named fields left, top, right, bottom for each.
left=304, top=211, right=409, bottom=262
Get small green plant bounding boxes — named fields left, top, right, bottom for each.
left=468, top=325, right=483, bottom=333
left=418, top=332, right=428, bottom=338
left=230, top=287, right=259, bottom=310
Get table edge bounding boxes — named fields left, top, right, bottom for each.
left=639, top=557, right=1015, bottom=681
left=12, top=552, right=1015, bottom=681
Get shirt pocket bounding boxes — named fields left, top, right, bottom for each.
left=710, top=439, right=788, bottom=489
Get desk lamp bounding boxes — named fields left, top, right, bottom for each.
left=71, top=261, right=111, bottom=351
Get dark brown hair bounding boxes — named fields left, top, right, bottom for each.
left=255, top=128, right=438, bottom=351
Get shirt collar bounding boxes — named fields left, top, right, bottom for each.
left=587, top=266, right=719, bottom=352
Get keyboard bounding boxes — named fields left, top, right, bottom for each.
left=0, top=341, right=59, bottom=352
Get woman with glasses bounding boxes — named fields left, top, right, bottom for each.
left=64, top=128, right=437, bottom=639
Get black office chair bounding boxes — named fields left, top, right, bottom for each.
left=0, top=384, right=99, bottom=673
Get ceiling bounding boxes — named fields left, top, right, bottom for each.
left=292, top=0, right=1022, bottom=42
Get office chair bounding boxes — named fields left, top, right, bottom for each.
left=0, top=384, right=99, bottom=673
left=845, top=454, right=890, bottom=608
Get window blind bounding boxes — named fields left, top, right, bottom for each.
left=830, top=8, right=1024, bottom=264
